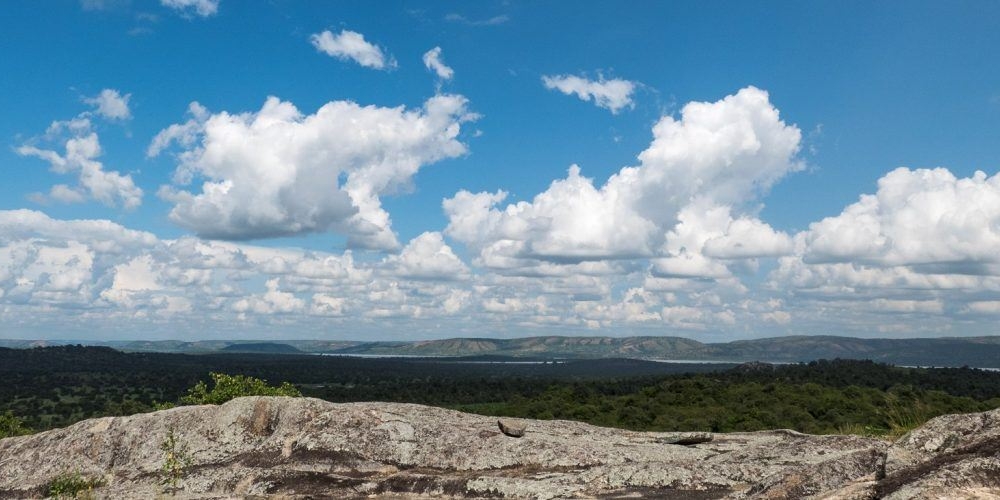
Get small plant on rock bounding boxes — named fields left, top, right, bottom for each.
left=47, top=471, right=104, bottom=499
left=160, top=427, right=192, bottom=493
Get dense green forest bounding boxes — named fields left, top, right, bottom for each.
left=1, top=346, right=999, bottom=438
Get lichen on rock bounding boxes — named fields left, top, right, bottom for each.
left=0, top=397, right=998, bottom=498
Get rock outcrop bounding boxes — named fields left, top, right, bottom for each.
left=0, top=397, right=997, bottom=499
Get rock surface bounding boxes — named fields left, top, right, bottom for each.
left=876, top=407, right=1000, bottom=499
left=0, top=397, right=997, bottom=499
left=497, top=419, right=526, bottom=438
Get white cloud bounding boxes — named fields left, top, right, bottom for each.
left=766, top=166, right=1000, bottom=326
left=769, top=258, right=998, bottom=296
left=702, top=215, right=795, bottom=259
left=2, top=203, right=997, bottom=339
left=445, top=86, right=801, bottom=275
left=100, top=255, right=163, bottom=307
left=422, top=47, right=454, bottom=80
left=541, top=74, right=637, bottom=114
left=963, top=301, right=1000, bottom=315
left=0, top=210, right=156, bottom=308
left=160, top=0, right=218, bottom=17
left=652, top=201, right=793, bottom=279
left=17, top=118, right=143, bottom=209
left=47, top=184, right=87, bottom=204
left=83, top=89, right=131, bottom=120
left=870, top=299, right=944, bottom=314
left=384, top=232, right=469, bottom=280
left=232, top=279, right=305, bottom=315
left=760, top=310, right=791, bottom=325
left=11, top=83, right=1000, bottom=340
left=147, top=102, right=209, bottom=157
left=310, top=294, right=346, bottom=316
left=800, top=167, right=1000, bottom=269
left=152, top=94, right=475, bottom=248
left=0, top=209, right=157, bottom=250
left=310, top=30, right=395, bottom=70
left=444, top=13, right=509, bottom=26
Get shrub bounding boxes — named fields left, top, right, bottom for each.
left=180, top=372, right=301, bottom=405
left=47, top=471, right=104, bottom=499
left=152, top=401, right=177, bottom=411
left=0, top=411, right=32, bottom=439
left=160, top=427, right=191, bottom=493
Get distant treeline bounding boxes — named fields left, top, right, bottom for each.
left=0, top=346, right=729, bottom=430
left=1, top=346, right=999, bottom=437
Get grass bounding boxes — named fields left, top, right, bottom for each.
left=46, top=471, right=105, bottom=499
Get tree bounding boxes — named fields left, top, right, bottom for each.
left=180, top=372, right=301, bottom=405
left=0, top=411, right=32, bottom=439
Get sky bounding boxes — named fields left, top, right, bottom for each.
left=2, top=0, right=1000, bottom=341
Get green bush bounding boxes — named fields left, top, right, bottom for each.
left=180, top=372, right=301, bottom=405
left=0, top=411, right=32, bottom=439
left=160, top=427, right=191, bottom=492
left=47, top=471, right=104, bottom=499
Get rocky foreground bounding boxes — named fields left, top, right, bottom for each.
left=1, top=397, right=998, bottom=499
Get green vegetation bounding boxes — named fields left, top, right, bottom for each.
left=159, top=427, right=191, bottom=492
left=0, top=411, right=32, bottom=438
left=46, top=471, right=104, bottom=499
left=2, top=346, right=999, bottom=439
left=0, top=346, right=729, bottom=431
left=456, top=373, right=998, bottom=436
left=180, top=372, right=301, bottom=405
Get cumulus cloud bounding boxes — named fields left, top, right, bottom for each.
left=84, top=89, right=131, bottom=120
left=17, top=116, right=143, bottom=209
left=422, top=47, right=454, bottom=81
left=800, top=167, right=1000, bottom=269
left=0, top=209, right=730, bottom=337
left=151, top=94, right=475, bottom=248
left=384, top=232, right=469, bottom=280
left=0, top=210, right=157, bottom=308
left=768, top=167, right=1000, bottom=314
left=757, top=166, right=1000, bottom=335
left=2, top=201, right=996, bottom=339
left=232, top=279, right=305, bottom=315
left=146, top=102, right=209, bottom=157
left=445, top=86, right=801, bottom=276
left=310, top=30, right=395, bottom=70
left=0, top=209, right=447, bottom=330
left=0, top=209, right=157, bottom=250
left=161, top=0, right=218, bottom=17
left=11, top=83, right=1000, bottom=339
left=541, top=74, right=637, bottom=114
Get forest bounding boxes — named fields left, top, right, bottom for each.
left=2, top=346, right=999, bottom=438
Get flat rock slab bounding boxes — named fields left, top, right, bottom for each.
left=0, top=397, right=995, bottom=498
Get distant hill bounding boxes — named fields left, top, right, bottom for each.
left=333, top=336, right=709, bottom=358
left=107, top=339, right=360, bottom=354
left=219, top=342, right=301, bottom=354
left=5, top=335, right=1000, bottom=367
left=0, top=339, right=56, bottom=349
left=328, top=335, right=1000, bottom=367
left=707, top=335, right=1000, bottom=367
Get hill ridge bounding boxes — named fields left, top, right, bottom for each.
left=4, top=334, right=1000, bottom=367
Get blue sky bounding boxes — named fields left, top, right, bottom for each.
left=2, top=0, right=1000, bottom=341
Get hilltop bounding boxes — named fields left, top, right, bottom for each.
left=2, top=396, right=999, bottom=498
